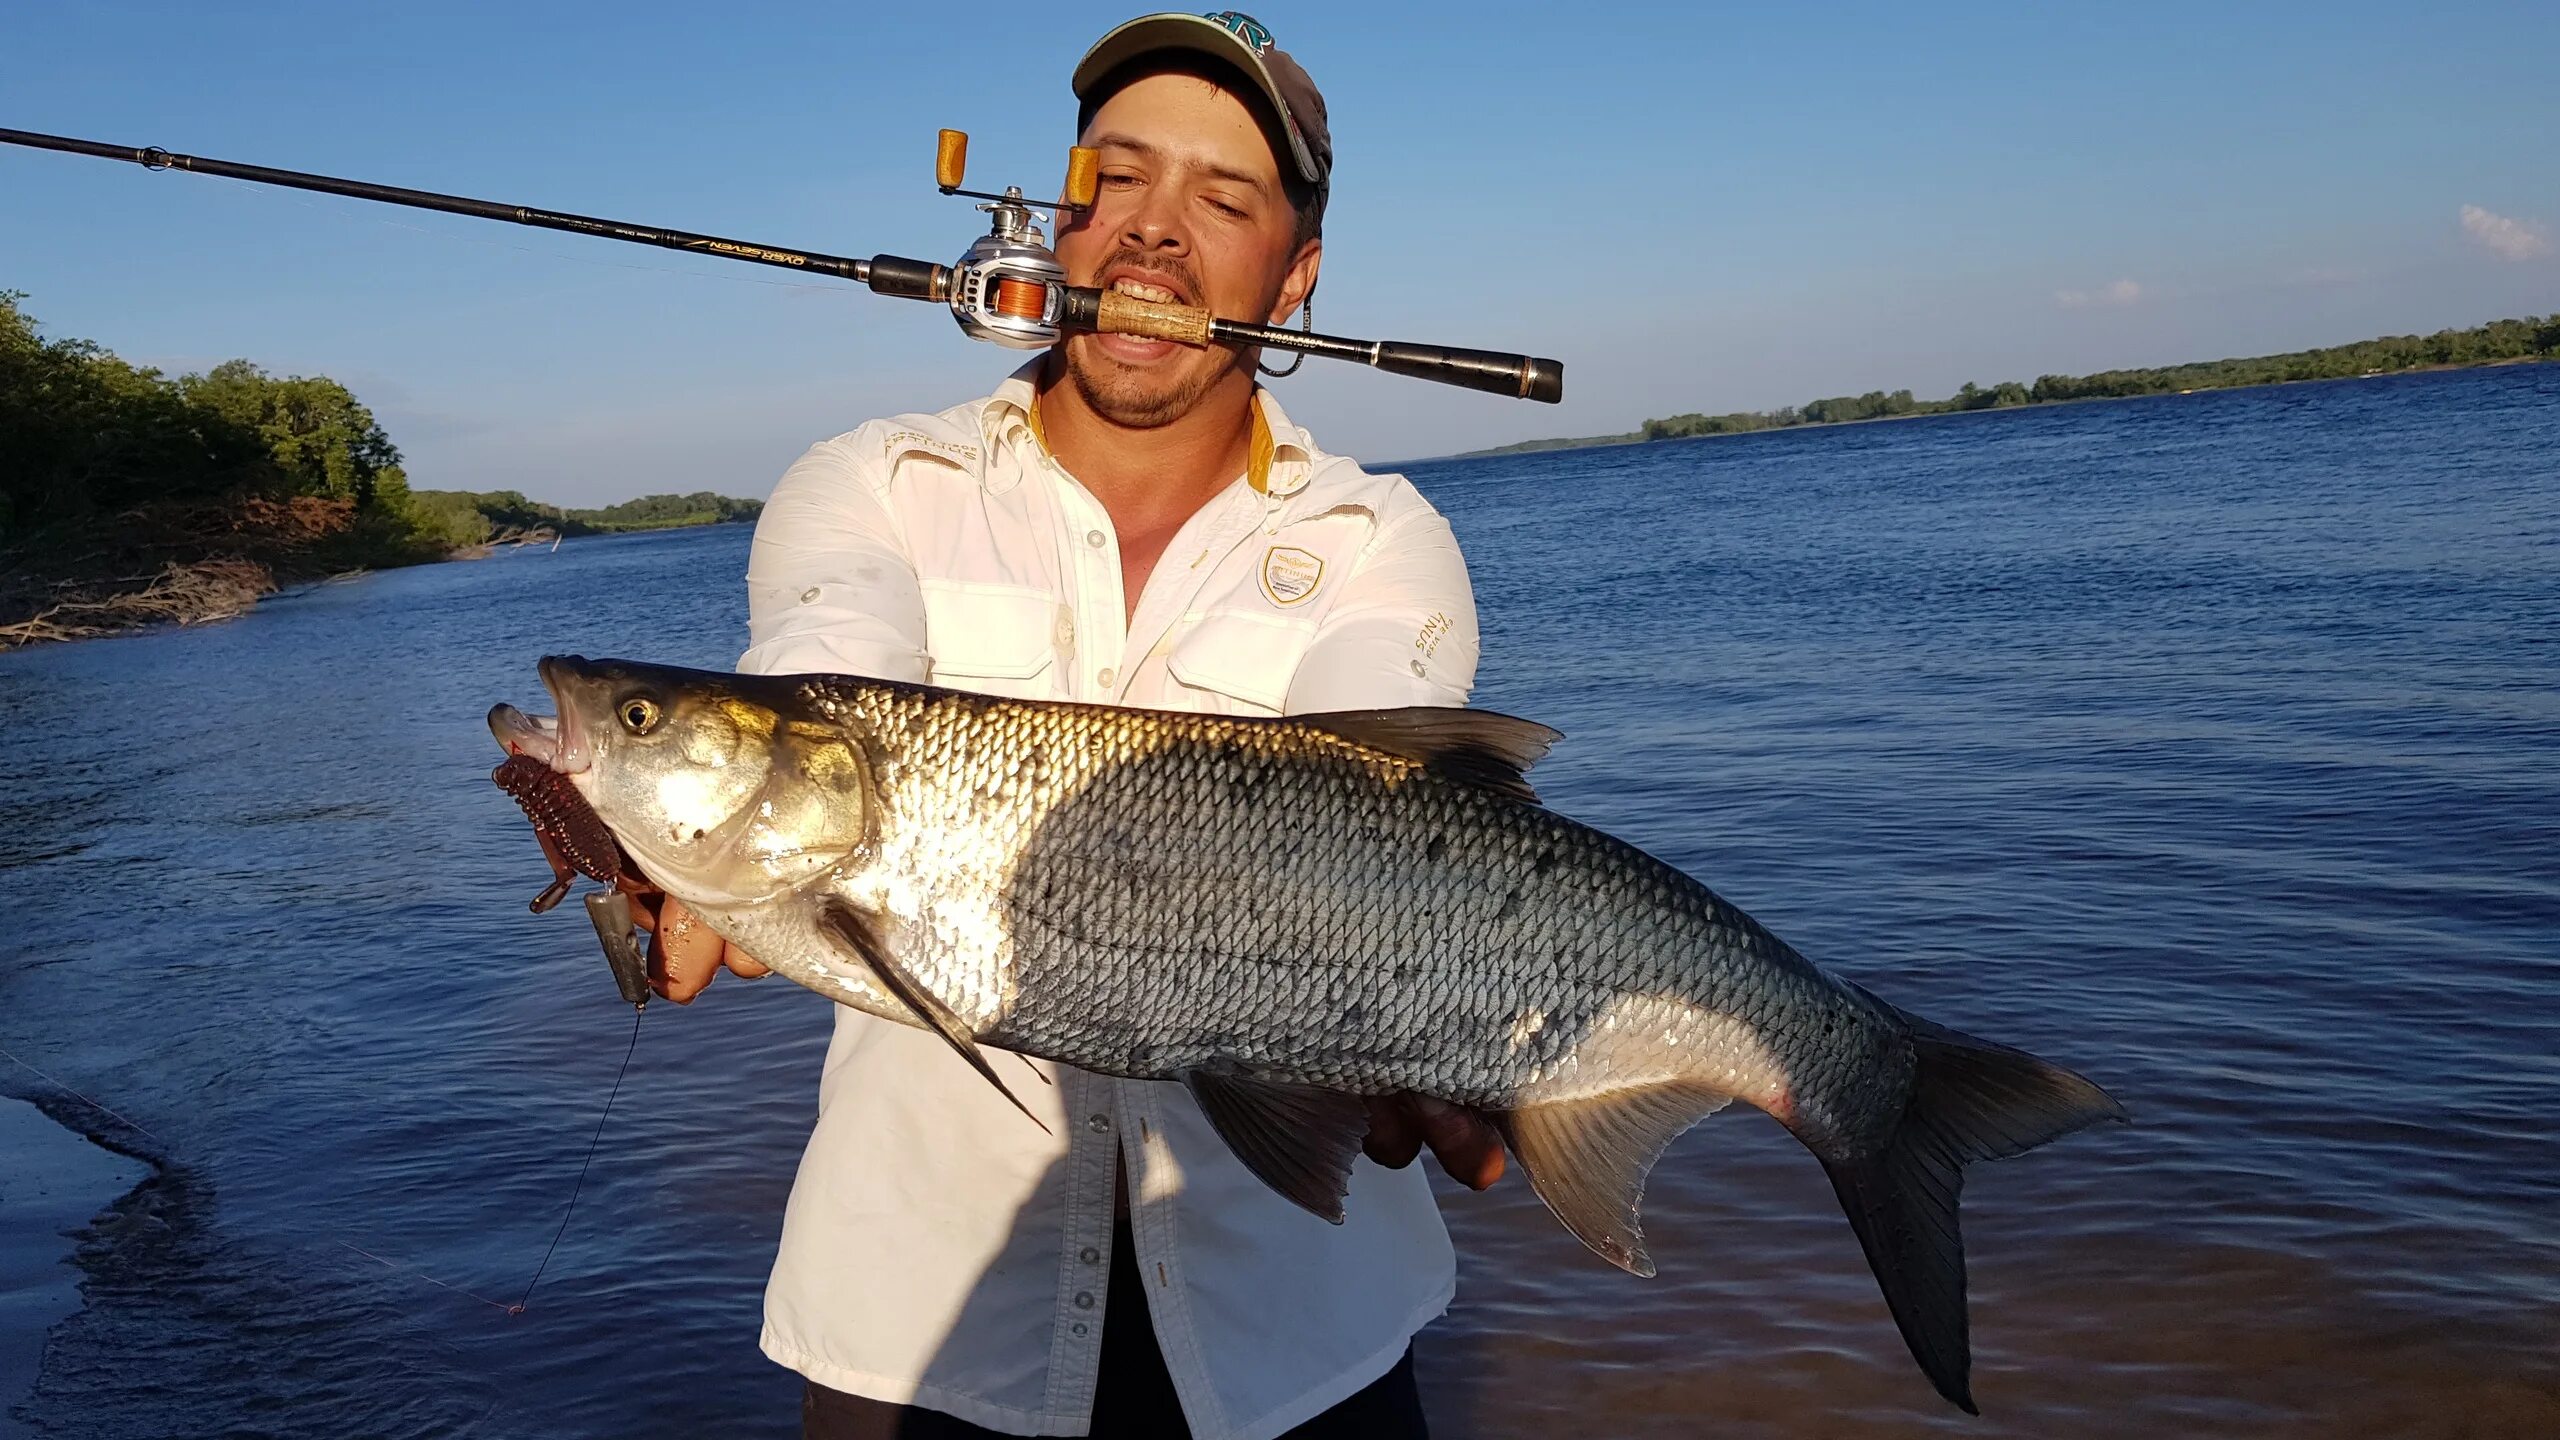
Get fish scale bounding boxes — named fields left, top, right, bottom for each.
left=499, top=656, right=2127, bottom=1415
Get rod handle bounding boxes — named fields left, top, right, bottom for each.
left=1090, top=289, right=1214, bottom=345
left=1371, top=341, right=1564, bottom=403
left=866, top=254, right=947, bottom=302
left=935, top=129, right=968, bottom=190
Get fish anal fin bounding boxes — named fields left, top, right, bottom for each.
left=1183, top=1071, right=1372, bottom=1224
left=1294, top=707, right=1561, bottom=805
left=817, top=900, right=1050, bottom=1135
left=1495, top=1079, right=1735, bottom=1278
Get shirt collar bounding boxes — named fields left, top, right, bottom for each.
left=982, top=359, right=1318, bottom=498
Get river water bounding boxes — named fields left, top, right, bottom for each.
left=3, top=364, right=2555, bottom=1437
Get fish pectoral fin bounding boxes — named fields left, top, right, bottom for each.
left=816, top=899, right=1050, bottom=1134
left=1182, top=1070, right=1372, bottom=1224
left=1495, top=1080, right=1736, bottom=1278
left=1291, top=707, right=1561, bottom=805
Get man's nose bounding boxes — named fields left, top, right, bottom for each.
left=1121, top=188, right=1189, bottom=254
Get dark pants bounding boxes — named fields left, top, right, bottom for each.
left=803, top=1220, right=1429, bottom=1439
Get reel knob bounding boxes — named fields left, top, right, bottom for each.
left=1064, top=146, right=1098, bottom=209
left=936, top=129, right=968, bottom=191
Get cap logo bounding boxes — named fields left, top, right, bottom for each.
left=1204, top=11, right=1275, bottom=56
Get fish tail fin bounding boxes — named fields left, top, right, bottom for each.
left=1819, top=1006, right=2126, bottom=1415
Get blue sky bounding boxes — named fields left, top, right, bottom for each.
left=5, top=2, right=2555, bottom=504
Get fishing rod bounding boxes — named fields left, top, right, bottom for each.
left=0, top=125, right=1563, bottom=403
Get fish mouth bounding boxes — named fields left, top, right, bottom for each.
left=486, top=702, right=559, bottom=762
left=485, top=656, right=597, bottom=775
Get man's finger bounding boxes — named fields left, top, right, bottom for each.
left=1410, top=1096, right=1507, bottom=1190
left=727, top=948, right=771, bottom=979
left=650, top=898, right=726, bottom=1003
left=1361, top=1095, right=1422, bottom=1169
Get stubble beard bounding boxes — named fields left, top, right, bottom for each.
left=1060, top=333, right=1246, bottom=429
left=1059, top=249, right=1267, bottom=428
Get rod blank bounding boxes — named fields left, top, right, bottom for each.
left=1, top=125, right=1563, bottom=401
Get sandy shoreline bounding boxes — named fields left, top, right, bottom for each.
left=0, top=1095, right=148, bottom=1439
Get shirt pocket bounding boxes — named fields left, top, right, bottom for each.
left=1165, top=608, right=1314, bottom=715
left=921, top=580, right=1060, bottom=691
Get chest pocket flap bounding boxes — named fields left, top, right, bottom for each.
left=921, top=581, right=1061, bottom=686
left=1165, top=608, right=1314, bottom=715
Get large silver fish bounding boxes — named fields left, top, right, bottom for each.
left=490, top=656, right=2125, bottom=1414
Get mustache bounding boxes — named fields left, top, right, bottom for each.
left=1094, top=249, right=1202, bottom=301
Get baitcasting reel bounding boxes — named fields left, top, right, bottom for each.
left=933, top=129, right=1094, bottom=349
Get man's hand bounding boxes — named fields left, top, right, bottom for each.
left=627, top=889, right=770, bottom=1003
left=1363, top=1095, right=1506, bottom=1190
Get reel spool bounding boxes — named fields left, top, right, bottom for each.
left=936, top=130, right=1097, bottom=349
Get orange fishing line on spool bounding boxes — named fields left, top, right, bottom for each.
left=993, top=277, right=1048, bottom=320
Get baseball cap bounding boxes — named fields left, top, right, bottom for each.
left=1071, top=11, right=1332, bottom=194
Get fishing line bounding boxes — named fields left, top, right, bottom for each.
left=0, top=1007, right=646, bottom=1318
left=513, top=1003, right=644, bottom=1313
left=0, top=1040, right=162, bottom=1141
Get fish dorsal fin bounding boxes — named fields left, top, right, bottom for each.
left=1496, top=1080, right=1736, bottom=1277
left=1295, top=707, right=1561, bottom=805
left=1183, top=1070, right=1372, bottom=1224
left=818, top=899, right=1050, bottom=1134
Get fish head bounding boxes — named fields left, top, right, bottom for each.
left=494, top=656, right=874, bottom=907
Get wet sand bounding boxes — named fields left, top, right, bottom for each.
left=0, top=1096, right=147, bottom=1439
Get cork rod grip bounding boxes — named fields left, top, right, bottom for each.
left=1093, top=290, right=1214, bottom=345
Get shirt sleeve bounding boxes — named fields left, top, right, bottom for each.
left=1284, top=504, right=1481, bottom=714
left=738, top=434, right=932, bottom=683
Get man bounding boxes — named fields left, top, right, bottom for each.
left=639, top=14, right=1501, bottom=1438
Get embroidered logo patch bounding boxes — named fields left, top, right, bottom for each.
left=1259, top=546, right=1324, bottom=606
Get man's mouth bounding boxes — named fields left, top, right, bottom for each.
left=1103, top=268, right=1193, bottom=308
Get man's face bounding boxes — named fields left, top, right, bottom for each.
left=1055, top=69, right=1321, bottom=428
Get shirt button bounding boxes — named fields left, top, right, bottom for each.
left=1080, top=1246, right=1101, bottom=1264
left=1086, top=529, right=1108, bottom=549
left=1055, top=614, right=1076, bottom=647
left=799, top=587, right=821, bottom=605
left=1071, top=1322, right=1089, bottom=1337
left=1073, top=1291, right=1096, bottom=1310
left=1087, top=1114, right=1111, bottom=1133
left=1097, top=668, right=1116, bottom=690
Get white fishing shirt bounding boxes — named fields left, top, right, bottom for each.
left=738, top=363, right=1481, bottom=1440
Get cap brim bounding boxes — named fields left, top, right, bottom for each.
left=1071, top=13, right=1325, bottom=187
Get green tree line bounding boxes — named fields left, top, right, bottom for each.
left=403, top=488, right=763, bottom=549
left=2, top=289, right=418, bottom=548
left=3, top=292, right=760, bottom=558
left=1641, top=314, right=2560, bottom=441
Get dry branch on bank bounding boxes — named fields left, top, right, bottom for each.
left=0, top=558, right=277, bottom=650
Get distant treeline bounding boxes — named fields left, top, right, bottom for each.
left=2, top=290, right=763, bottom=557
left=405, top=489, right=763, bottom=549
left=2, top=292, right=766, bottom=644
left=1640, top=314, right=2560, bottom=441
left=2, top=289, right=420, bottom=552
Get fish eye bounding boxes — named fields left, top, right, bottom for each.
left=618, top=696, right=663, bottom=734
